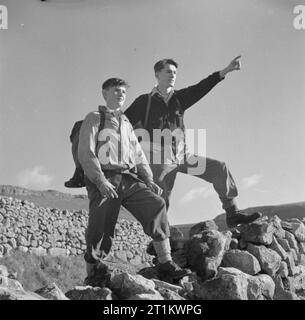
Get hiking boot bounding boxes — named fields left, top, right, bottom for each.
left=157, top=260, right=191, bottom=281
left=83, top=262, right=109, bottom=287
left=226, top=205, right=262, bottom=228
left=64, top=167, right=85, bottom=188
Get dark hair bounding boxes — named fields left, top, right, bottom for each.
left=102, top=78, right=129, bottom=90
left=154, top=59, right=178, bottom=73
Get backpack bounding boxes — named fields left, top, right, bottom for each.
left=70, top=95, right=152, bottom=146
left=69, top=109, right=105, bottom=147
left=66, top=97, right=152, bottom=188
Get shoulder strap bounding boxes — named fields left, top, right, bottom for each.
left=98, top=109, right=105, bottom=133
left=95, top=109, right=106, bottom=156
left=143, top=93, right=152, bottom=129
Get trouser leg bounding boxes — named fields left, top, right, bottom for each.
left=121, top=174, right=173, bottom=264
left=84, top=176, right=121, bottom=264
left=150, top=164, right=179, bottom=210
left=182, top=154, right=238, bottom=209
left=121, top=173, right=170, bottom=241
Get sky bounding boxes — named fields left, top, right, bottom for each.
left=0, top=0, right=304, bottom=225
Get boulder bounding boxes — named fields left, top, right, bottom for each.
left=195, top=268, right=248, bottom=300
left=222, top=249, right=261, bottom=275
left=186, top=230, right=231, bottom=280
left=217, top=267, right=274, bottom=300
left=240, top=220, right=275, bottom=245
left=281, top=221, right=305, bottom=242
left=253, top=274, right=275, bottom=300
left=189, top=220, right=218, bottom=238
left=110, top=272, right=157, bottom=299
left=35, top=282, right=69, bottom=300
left=273, top=275, right=300, bottom=300
left=246, top=243, right=281, bottom=277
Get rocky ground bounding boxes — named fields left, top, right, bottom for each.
left=1, top=194, right=305, bottom=300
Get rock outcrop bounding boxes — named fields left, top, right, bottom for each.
left=1, top=195, right=305, bottom=300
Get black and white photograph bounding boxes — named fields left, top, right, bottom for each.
left=0, top=0, right=305, bottom=309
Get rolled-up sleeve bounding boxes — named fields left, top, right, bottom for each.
left=78, top=112, right=107, bottom=190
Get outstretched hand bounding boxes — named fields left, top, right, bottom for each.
left=227, top=55, right=241, bottom=72
left=220, top=55, right=241, bottom=78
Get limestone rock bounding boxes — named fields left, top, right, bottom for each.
left=282, top=221, right=305, bottom=242
left=65, top=286, right=113, bottom=300
left=0, top=265, right=9, bottom=277
left=270, top=216, right=286, bottom=239
left=273, top=275, right=300, bottom=300
left=285, top=251, right=297, bottom=276
left=186, top=230, right=231, bottom=280
left=246, top=243, right=281, bottom=277
left=222, top=249, right=261, bottom=275
left=253, top=274, right=275, bottom=300
left=35, top=282, right=69, bottom=300
left=284, top=231, right=299, bottom=254
left=270, top=236, right=288, bottom=260
left=189, top=220, right=218, bottom=238
left=0, top=287, right=47, bottom=300
left=277, top=238, right=290, bottom=252
left=278, top=261, right=289, bottom=278
left=217, top=267, right=274, bottom=300
left=110, top=272, right=157, bottom=299
left=152, top=279, right=183, bottom=294
left=240, top=220, right=275, bottom=245
left=195, top=270, right=248, bottom=300
left=287, top=265, right=305, bottom=294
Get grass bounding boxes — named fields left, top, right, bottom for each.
left=0, top=250, right=86, bottom=293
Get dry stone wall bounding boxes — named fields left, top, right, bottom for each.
left=0, top=196, right=153, bottom=265
left=186, top=215, right=305, bottom=299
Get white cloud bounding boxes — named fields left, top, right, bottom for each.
left=179, top=187, right=214, bottom=205
left=242, top=174, right=262, bottom=189
left=17, top=166, right=53, bottom=189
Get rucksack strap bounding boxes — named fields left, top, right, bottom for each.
left=143, top=93, right=152, bottom=129
left=98, top=109, right=105, bottom=133
left=95, top=109, right=106, bottom=156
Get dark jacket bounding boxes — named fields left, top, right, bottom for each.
left=125, top=71, right=224, bottom=136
